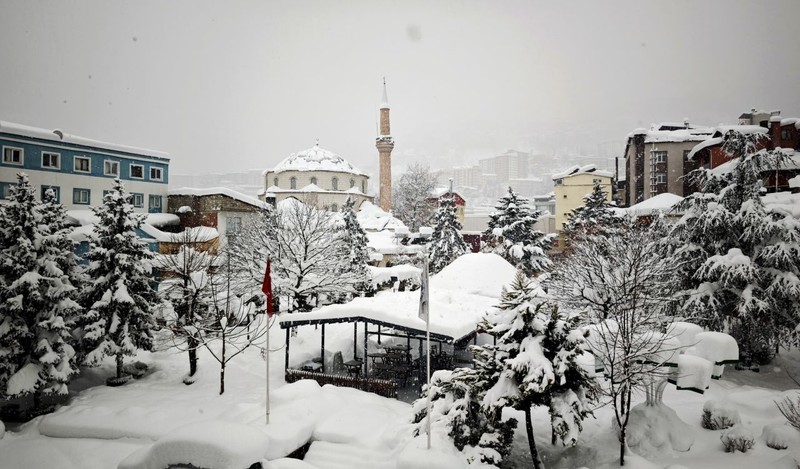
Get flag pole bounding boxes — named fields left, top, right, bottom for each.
left=266, top=313, right=270, bottom=425
left=424, top=256, right=432, bottom=450
left=262, top=255, right=274, bottom=425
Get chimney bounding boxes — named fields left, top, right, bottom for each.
left=683, top=118, right=690, bottom=129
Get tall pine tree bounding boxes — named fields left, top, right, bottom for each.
left=428, top=193, right=467, bottom=274
left=563, top=182, right=620, bottom=240
left=672, top=131, right=800, bottom=364
left=478, top=272, right=597, bottom=469
left=81, top=179, right=159, bottom=381
left=0, top=174, right=79, bottom=407
left=484, top=187, right=552, bottom=276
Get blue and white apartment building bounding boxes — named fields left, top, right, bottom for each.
left=0, top=121, right=169, bottom=213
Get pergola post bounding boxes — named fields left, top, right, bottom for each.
left=321, top=323, right=326, bottom=374
left=285, top=328, right=290, bottom=371
left=353, top=322, right=358, bottom=360
left=363, top=321, right=369, bottom=378
left=418, top=338, right=423, bottom=389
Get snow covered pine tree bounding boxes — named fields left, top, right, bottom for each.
left=80, top=179, right=159, bottom=384
left=338, top=197, right=371, bottom=295
left=0, top=174, right=79, bottom=410
left=484, top=187, right=552, bottom=276
left=563, top=182, right=621, bottom=241
left=428, top=192, right=468, bottom=274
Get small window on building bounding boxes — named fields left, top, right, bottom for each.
left=310, top=177, right=318, bottom=185
left=150, top=167, right=163, bottom=181
left=330, top=203, right=338, bottom=212
left=331, top=177, right=338, bottom=190
left=130, top=164, right=144, bottom=179
left=350, top=178, right=355, bottom=188
left=132, top=193, right=144, bottom=207
left=362, top=181, right=366, bottom=193
left=149, top=194, right=162, bottom=211
left=2, top=146, right=23, bottom=165
left=1, top=182, right=13, bottom=199
left=41, top=186, right=60, bottom=203
left=782, top=129, right=792, bottom=140
left=592, top=178, right=603, bottom=184
left=73, top=188, right=91, bottom=205
left=74, top=156, right=91, bottom=173
left=655, top=173, right=667, bottom=184
left=651, top=151, right=667, bottom=164
left=104, top=160, right=120, bottom=176
left=290, top=177, right=297, bottom=189
left=554, top=178, right=563, bottom=186
left=227, top=216, right=242, bottom=234
left=42, top=151, right=60, bottom=169
left=273, top=177, right=278, bottom=187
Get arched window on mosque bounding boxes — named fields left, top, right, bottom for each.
left=331, top=177, right=339, bottom=191
left=330, top=203, right=338, bottom=212
left=273, top=177, right=278, bottom=187
left=350, top=178, right=355, bottom=188
left=290, top=177, right=297, bottom=190
left=362, top=180, right=366, bottom=193
left=310, top=177, right=318, bottom=186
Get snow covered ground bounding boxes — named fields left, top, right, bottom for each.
left=2, top=321, right=800, bottom=468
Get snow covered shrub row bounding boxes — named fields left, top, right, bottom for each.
left=762, top=424, right=797, bottom=450
left=720, top=427, right=755, bottom=453
left=702, top=400, right=740, bottom=430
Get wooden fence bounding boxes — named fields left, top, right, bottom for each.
left=285, top=369, right=398, bottom=398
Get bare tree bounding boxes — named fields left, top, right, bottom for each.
left=392, top=163, right=437, bottom=232
left=546, top=223, right=679, bottom=466
left=229, top=199, right=359, bottom=312
left=155, top=227, right=223, bottom=384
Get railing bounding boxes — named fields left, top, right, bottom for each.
left=285, top=369, right=398, bottom=398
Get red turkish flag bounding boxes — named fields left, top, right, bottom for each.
left=262, top=257, right=274, bottom=317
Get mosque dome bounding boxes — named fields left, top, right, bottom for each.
left=271, top=143, right=366, bottom=176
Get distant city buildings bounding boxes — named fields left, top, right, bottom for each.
left=0, top=120, right=169, bottom=213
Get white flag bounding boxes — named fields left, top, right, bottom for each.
left=419, top=259, right=429, bottom=322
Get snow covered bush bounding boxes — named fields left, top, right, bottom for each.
left=702, top=400, right=741, bottom=430
left=776, top=393, right=800, bottom=432
left=622, top=403, right=694, bottom=456
left=483, top=187, right=553, bottom=276
left=762, top=423, right=798, bottom=450
left=720, top=426, right=755, bottom=453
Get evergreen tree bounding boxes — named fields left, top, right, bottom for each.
left=484, top=187, right=552, bottom=276
left=563, top=183, right=620, bottom=240
left=428, top=193, right=467, bottom=274
left=81, top=179, right=159, bottom=381
left=338, top=198, right=371, bottom=293
left=0, top=174, right=79, bottom=407
left=672, top=131, right=800, bottom=364
left=479, top=272, right=597, bottom=469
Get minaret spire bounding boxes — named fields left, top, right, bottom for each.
left=376, top=78, right=395, bottom=211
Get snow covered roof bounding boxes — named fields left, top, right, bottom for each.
left=357, top=201, right=406, bottom=231
left=0, top=120, right=169, bottom=160
left=65, top=210, right=179, bottom=228
left=268, top=144, right=366, bottom=176
left=617, top=193, right=684, bottom=217
left=686, top=137, right=723, bottom=161
left=713, top=125, right=769, bottom=137
left=552, top=164, right=614, bottom=180
left=763, top=191, right=800, bottom=218
left=168, top=187, right=266, bottom=209
left=278, top=253, right=518, bottom=342
left=430, top=187, right=460, bottom=198
left=643, top=128, right=714, bottom=144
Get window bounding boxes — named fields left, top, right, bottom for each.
left=655, top=173, right=667, bottom=184
left=150, top=166, right=163, bottom=181
left=330, top=203, right=338, bottom=212
left=651, top=151, right=667, bottom=164
left=132, top=193, right=144, bottom=207
left=782, top=129, right=792, bottom=140
left=554, top=178, right=563, bottom=186
left=310, top=177, right=318, bottom=185
left=290, top=177, right=297, bottom=189
left=104, top=160, right=120, bottom=176
left=130, top=164, right=144, bottom=179
left=0, top=182, right=13, bottom=199
left=331, top=177, right=339, bottom=190
left=41, top=151, right=60, bottom=169
left=273, top=177, right=278, bottom=187
left=73, top=188, right=91, bottom=205
left=227, top=216, right=242, bottom=234
left=3, top=146, right=23, bottom=165
left=74, top=156, right=91, bottom=173
left=149, top=195, right=162, bottom=211
left=41, top=186, right=60, bottom=203
left=350, top=179, right=355, bottom=188
left=592, top=178, right=603, bottom=184
left=362, top=181, right=366, bottom=193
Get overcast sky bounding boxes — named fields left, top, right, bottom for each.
left=2, top=0, right=799, bottom=180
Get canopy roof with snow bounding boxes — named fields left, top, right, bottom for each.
left=268, top=144, right=366, bottom=176
left=279, top=253, right=518, bottom=343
